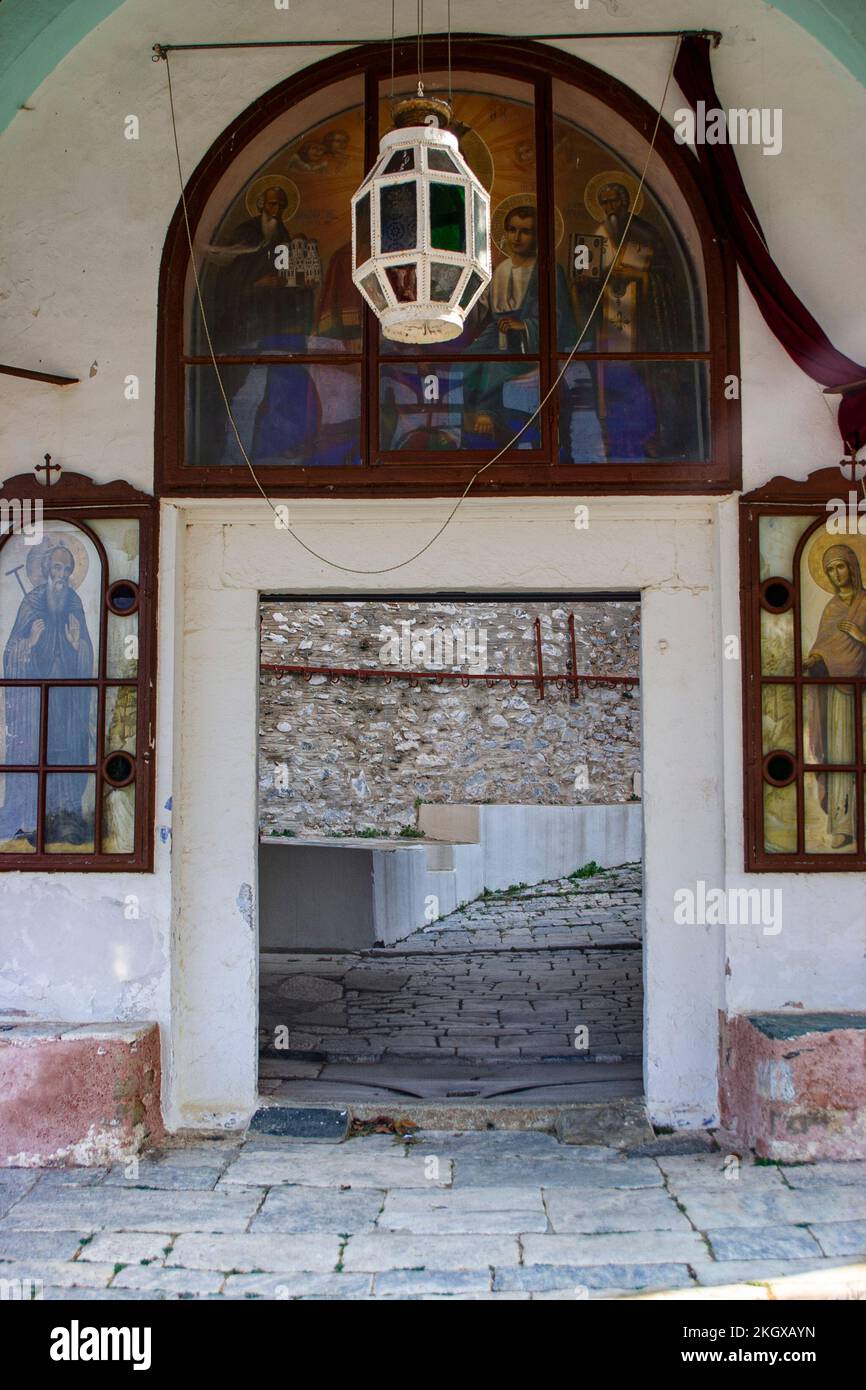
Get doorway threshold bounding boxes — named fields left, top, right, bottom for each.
left=250, top=1090, right=660, bottom=1143
left=258, top=1054, right=642, bottom=1115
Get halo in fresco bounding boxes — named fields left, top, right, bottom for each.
left=806, top=527, right=866, bottom=593
left=583, top=169, right=646, bottom=222
left=491, top=191, right=565, bottom=251
left=25, top=530, right=90, bottom=590
left=244, top=174, right=301, bottom=224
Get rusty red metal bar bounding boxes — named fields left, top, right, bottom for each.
left=261, top=611, right=639, bottom=701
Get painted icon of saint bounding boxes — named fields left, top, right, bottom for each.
left=803, top=542, right=866, bottom=848
left=1, top=537, right=96, bottom=845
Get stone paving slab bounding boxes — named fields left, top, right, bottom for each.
left=448, top=1153, right=663, bottom=1190
left=78, top=1231, right=175, bottom=1265
left=166, top=1232, right=342, bottom=1273
left=543, top=1188, right=692, bottom=1234
left=655, top=1153, right=791, bottom=1191
left=379, top=1186, right=547, bottom=1234
left=521, top=1230, right=707, bottom=1266
left=252, top=1187, right=384, bottom=1233
left=341, top=1233, right=520, bottom=1271
left=0, top=1230, right=86, bottom=1261
left=706, top=1225, right=824, bottom=1261
left=781, top=1161, right=866, bottom=1188
left=223, top=1272, right=372, bottom=1299
left=683, top=1255, right=865, bottom=1288
left=666, top=1186, right=866, bottom=1230
left=111, top=1266, right=225, bottom=1295
left=36, top=1287, right=168, bottom=1301
left=218, top=1148, right=452, bottom=1189
left=372, top=1268, right=493, bottom=1295
left=493, top=1262, right=692, bottom=1293
left=0, top=1260, right=116, bottom=1288
left=808, top=1220, right=866, bottom=1256
left=0, top=1188, right=262, bottom=1233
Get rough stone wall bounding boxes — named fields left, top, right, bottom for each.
left=259, top=599, right=640, bottom=837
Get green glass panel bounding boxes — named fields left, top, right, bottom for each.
left=430, top=183, right=466, bottom=252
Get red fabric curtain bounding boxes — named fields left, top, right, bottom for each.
left=674, top=36, right=866, bottom=452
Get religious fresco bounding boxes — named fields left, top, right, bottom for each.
left=0, top=519, right=141, bottom=855
left=185, top=77, right=709, bottom=465
left=553, top=111, right=707, bottom=463
left=760, top=522, right=866, bottom=855
left=189, top=99, right=367, bottom=468
left=800, top=532, right=866, bottom=853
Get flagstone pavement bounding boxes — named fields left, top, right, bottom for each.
left=259, top=865, right=643, bottom=1081
left=2, top=1132, right=866, bottom=1301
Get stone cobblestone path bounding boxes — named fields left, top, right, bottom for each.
left=2, top=1133, right=865, bottom=1300
left=259, top=865, right=642, bottom=1102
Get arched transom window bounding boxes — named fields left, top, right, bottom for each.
left=158, top=40, right=739, bottom=495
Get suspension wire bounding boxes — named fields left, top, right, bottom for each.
left=390, top=0, right=396, bottom=98
left=163, top=36, right=682, bottom=576
left=447, top=0, right=452, bottom=102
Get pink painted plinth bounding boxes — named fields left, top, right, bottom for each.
left=720, top=1012, right=866, bottom=1161
left=0, top=1021, right=163, bottom=1167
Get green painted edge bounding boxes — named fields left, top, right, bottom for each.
left=767, top=0, right=866, bottom=86
left=0, top=0, right=126, bottom=135
left=770, top=0, right=866, bottom=86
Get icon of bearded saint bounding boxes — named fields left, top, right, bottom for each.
left=804, top=542, right=866, bottom=848
left=1, top=541, right=95, bottom=846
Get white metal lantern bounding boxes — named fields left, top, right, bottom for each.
left=351, top=93, right=491, bottom=344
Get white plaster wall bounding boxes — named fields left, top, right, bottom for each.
left=0, top=0, right=864, bottom=1128
left=0, top=507, right=178, bottom=1029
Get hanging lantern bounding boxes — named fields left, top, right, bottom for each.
left=351, top=91, right=491, bottom=343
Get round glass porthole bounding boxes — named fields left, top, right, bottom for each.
left=762, top=749, right=796, bottom=787
left=760, top=577, right=793, bottom=614
left=107, top=580, right=140, bottom=616
left=103, top=751, right=136, bottom=788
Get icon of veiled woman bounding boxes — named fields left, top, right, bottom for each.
left=803, top=541, right=866, bottom=848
